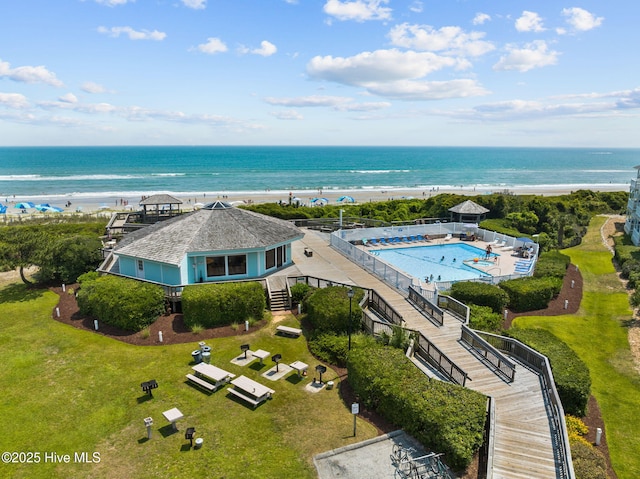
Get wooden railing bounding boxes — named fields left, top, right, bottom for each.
left=408, top=286, right=444, bottom=326
left=477, top=396, right=496, bottom=479
left=473, top=331, right=575, bottom=479
left=437, top=294, right=469, bottom=323
left=460, top=325, right=516, bottom=383
left=414, top=333, right=468, bottom=386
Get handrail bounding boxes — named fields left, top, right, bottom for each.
left=472, top=331, right=575, bottom=479
left=414, top=332, right=468, bottom=386
left=460, top=325, right=516, bottom=383
left=408, top=286, right=444, bottom=326
left=437, top=294, right=469, bottom=323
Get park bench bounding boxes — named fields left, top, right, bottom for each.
left=186, top=373, right=217, bottom=392
left=276, top=325, right=302, bottom=337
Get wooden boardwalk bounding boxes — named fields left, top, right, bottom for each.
left=281, top=230, right=560, bottom=479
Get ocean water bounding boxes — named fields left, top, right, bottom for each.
left=0, top=146, right=636, bottom=202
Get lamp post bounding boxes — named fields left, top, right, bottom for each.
left=347, top=288, right=355, bottom=350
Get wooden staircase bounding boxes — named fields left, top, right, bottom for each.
left=268, top=276, right=290, bottom=312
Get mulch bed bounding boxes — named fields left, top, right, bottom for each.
left=50, top=266, right=614, bottom=478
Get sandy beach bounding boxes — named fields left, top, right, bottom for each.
left=1, top=183, right=628, bottom=217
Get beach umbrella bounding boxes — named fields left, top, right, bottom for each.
left=0, top=204, right=7, bottom=214
left=34, top=203, right=51, bottom=212
left=337, top=195, right=355, bottom=203
left=291, top=197, right=302, bottom=202
left=15, top=202, right=36, bottom=209
left=311, top=198, right=328, bottom=206
left=36, top=204, right=63, bottom=213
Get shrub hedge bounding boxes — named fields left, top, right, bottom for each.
left=304, top=286, right=364, bottom=334
left=533, top=250, right=570, bottom=279
left=290, top=282, right=312, bottom=305
left=76, top=275, right=165, bottom=331
left=507, top=328, right=591, bottom=416
left=468, top=304, right=503, bottom=333
left=499, top=276, right=563, bottom=312
left=569, top=440, right=607, bottom=479
left=448, top=281, right=509, bottom=314
left=182, top=282, right=266, bottom=329
left=348, top=346, right=487, bottom=470
left=308, top=332, right=379, bottom=368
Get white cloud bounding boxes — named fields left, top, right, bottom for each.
left=409, top=2, right=423, bottom=14
left=97, top=26, right=166, bottom=41
left=515, top=11, right=545, bottom=33
left=58, top=93, right=78, bottom=103
left=265, top=95, right=352, bottom=107
left=0, top=59, right=63, bottom=87
left=81, top=82, right=107, bottom=94
left=493, top=40, right=559, bottom=72
left=95, top=0, right=133, bottom=6
left=334, top=101, right=391, bottom=111
left=366, top=79, right=489, bottom=101
left=271, top=110, right=303, bottom=120
left=561, top=7, right=604, bottom=32
left=252, top=41, right=277, bottom=57
left=323, top=0, right=392, bottom=22
left=196, top=37, right=228, bottom=54
left=388, top=23, right=494, bottom=57
left=0, top=92, right=29, bottom=109
left=308, top=49, right=464, bottom=85
left=182, top=0, right=206, bottom=9
left=472, top=13, right=491, bottom=26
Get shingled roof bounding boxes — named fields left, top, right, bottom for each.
left=448, top=199, right=489, bottom=215
left=139, top=194, right=182, bottom=206
left=114, top=202, right=303, bottom=266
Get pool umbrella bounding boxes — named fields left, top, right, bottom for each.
left=516, top=237, right=534, bottom=243
left=14, top=202, right=35, bottom=209
left=337, top=195, right=355, bottom=203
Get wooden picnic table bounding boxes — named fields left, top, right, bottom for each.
left=252, top=349, right=270, bottom=365
left=289, top=360, right=309, bottom=378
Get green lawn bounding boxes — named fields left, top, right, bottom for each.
left=0, top=284, right=377, bottom=479
left=513, top=216, right=640, bottom=479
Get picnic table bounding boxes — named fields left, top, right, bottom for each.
left=289, top=360, right=309, bottom=378
left=252, top=349, right=270, bottom=365
left=187, top=363, right=235, bottom=392
left=162, top=407, right=184, bottom=431
left=228, top=375, right=275, bottom=408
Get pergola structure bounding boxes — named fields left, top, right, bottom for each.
left=139, top=194, right=183, bottom=223
left=448, top=200, right=489, bottom=223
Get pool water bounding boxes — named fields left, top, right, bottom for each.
left=373, top=243, right=497, bottom=282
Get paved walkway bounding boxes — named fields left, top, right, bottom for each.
left=279, top=229, right=560, bottom=479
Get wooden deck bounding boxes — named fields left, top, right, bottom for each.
left=281, top=229, right=560, bottom=479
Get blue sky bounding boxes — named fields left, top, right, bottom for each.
left=0, top=0, right=636, bottom=146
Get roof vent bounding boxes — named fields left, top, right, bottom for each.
left=202, top=201, right=233, bottom=210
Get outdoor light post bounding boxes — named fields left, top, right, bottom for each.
left=347, top=288, right=355, bottom=351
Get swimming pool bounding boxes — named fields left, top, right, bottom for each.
left=372, top=243, right=497, bottom=283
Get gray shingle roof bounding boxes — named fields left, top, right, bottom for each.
left=140, top=194, right=182, bottom=206
left=114, top=207, right=304, bottom=265
left=448, top=200, right=489, bottom=214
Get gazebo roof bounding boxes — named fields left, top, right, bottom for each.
left=139, top=194, right=183, bottom=206
left=448, top=200, right=489, bottom=215
left=114, top=205, right=303, bottom=266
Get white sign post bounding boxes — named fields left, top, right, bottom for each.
left=351, top=402, right=359, bottom=437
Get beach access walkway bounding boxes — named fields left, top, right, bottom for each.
left=279, top=229, right=560, bottom=479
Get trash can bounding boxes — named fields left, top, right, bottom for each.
left=202, top=351, right=211, bottom=364
left=191, top=350, right=202, bottom=364
left=202, top=345, right=211, bottom=354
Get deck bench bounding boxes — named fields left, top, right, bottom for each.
left=186, top=373, right=217, bottom=392
left=276, top=325, right=302, bottom=337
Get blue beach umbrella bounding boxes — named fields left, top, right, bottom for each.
left=36, top=204, right=63, bottom=213
left=516, top=237, right=534, bottom=244
left=311, top=197, right=328, bottom=205
left=337, top=195, right=355, bottom=203
left=14, top=202, right=35, bottom=209
left=0, top=204, right=7, bottom=214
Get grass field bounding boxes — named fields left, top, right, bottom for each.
left=513, top=216, right=640, bottom=479
left=0, top=283, right=377, bottom=479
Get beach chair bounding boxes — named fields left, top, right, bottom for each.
left=401, top=236, right=409, bottom=243
left=362, top=238, right=369, bottom=247
left=494, top=241, right=506, bottom=248
left=369, top=238, right=379, bottom=246
left=392, top=236, right=401, bottom=243
left=378, top=237, right=389, bottom=246
left=444, top=233, right=452, bottom=241
left=408, top=235, right=416, bottom=242
left=416, top=234, right=424, bottom=242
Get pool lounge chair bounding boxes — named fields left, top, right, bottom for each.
left=379, top=237, right=389, bottom=246
left=401, top=236, right=410, bottom=243
left=369, top=238, right=379, bottom=246
left=444, top=233, right=452, bottom=241
left=416, top=234, right=424, bottom=242
left=494, top=241, right=506, bottom=248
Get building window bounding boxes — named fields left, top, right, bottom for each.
left=228, top=254, right=247, bottom=276
left=265, top=248, right=276, bottom=270
left=137, top=260, right=144, bottom=271
left=206, top=256, right=225, bottom=277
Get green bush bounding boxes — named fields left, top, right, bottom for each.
left=182, top=282, right=266, bottom=329
left=448, top=282, right=509, bottom=314
left=308, top=332, right=379, bottom=367
left=508, top=328, right=591, bottom=416
left=76, top=275, right=165, bottom=331
left=290, top=282, right=312, bottom=304
left=304, top=286, right=364, bottom=334
left=77, top=271, right=99, bottom=285
left=348, top=346, right=487, bottom=470
left=469, top=304, right=503, bottom=333
left=570, top=440, right=607, bottom=479
left=533, top=250, right=570, bottom=279
left=499, top=276, right=563, bottom=312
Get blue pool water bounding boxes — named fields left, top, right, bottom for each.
left=373, top=243, right=497, bottom=282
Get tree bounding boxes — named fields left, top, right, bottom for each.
left=38, top=235, right=103, bottom=283
left=0, top=226, right=48, bottom=285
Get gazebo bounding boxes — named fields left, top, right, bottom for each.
left=139, top=194, right=183, bottom=223
left=448, top=200, right=489, bottom=223
left=103, top=201, right=304, bottom=286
